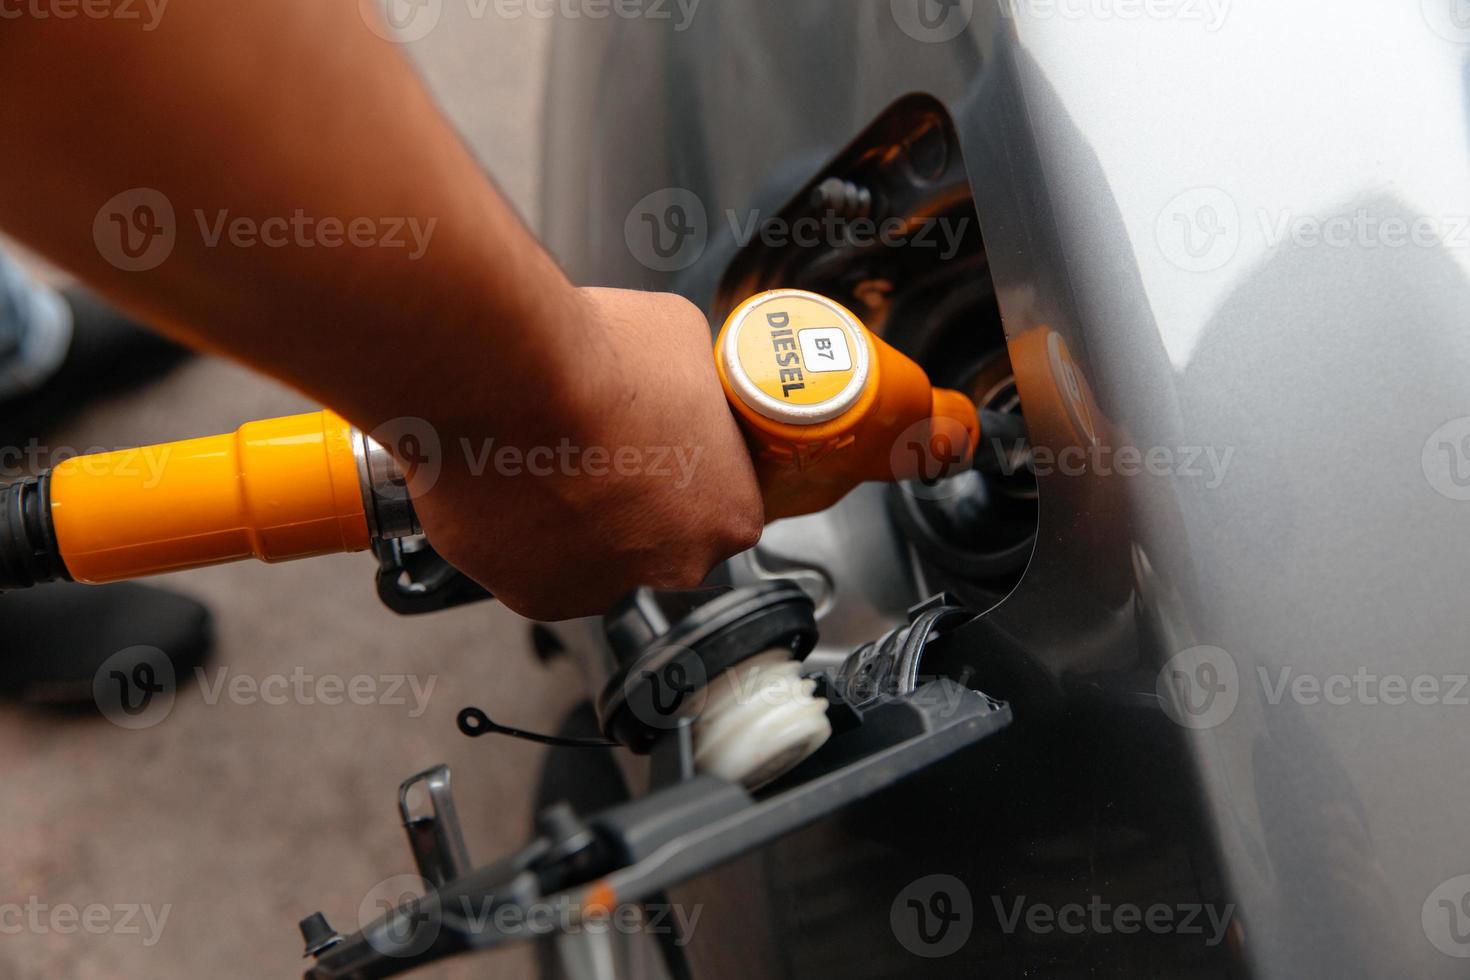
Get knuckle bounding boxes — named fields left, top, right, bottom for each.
left=502, top=587, right=565, bottom=622
left=500, top=593, right=550, bottom=622
left=676, top=558, right=713, bottom=588
left=715, top=488, right=765, bottom=555
left=645, top=561, right=708, bottom=592
left=722, top=512, right=763, bottom=554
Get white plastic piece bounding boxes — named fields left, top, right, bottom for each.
left=693, top=649, right=833, bottom=790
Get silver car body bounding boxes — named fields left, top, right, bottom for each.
left=541, top=3, right=1470, bottom=975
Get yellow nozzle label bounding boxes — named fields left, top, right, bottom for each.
left=720, top=290, right=870, bottom=424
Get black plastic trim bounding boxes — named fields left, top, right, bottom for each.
left=0, top=473, right=70, bottom=591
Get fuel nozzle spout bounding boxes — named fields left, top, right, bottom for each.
left=715, top=289, right=981, bottom=520
left=974, top=406, right=1030, bottom=474
left=0, top=411, right=420, bottom=593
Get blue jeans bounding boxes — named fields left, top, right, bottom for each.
left=0, top=250, right=70, bottom=399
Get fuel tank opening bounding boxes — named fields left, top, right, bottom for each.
left=715, top=94, right=1037, bottom=606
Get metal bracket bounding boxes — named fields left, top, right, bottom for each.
left=373, top=539, right=492, bottom=616
left=399, top=767, right=472, bottom=888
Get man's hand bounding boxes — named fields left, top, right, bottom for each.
left=0, top=4, right=763, bottom=620
left=409, top=288, right=764, bottom=621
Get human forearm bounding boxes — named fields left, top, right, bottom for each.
left=0, top=1, right=765, bottom=619
left=0, top=0, right=591, bottom=437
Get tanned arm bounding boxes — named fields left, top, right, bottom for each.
left=0, top=1, right=762, bottom=619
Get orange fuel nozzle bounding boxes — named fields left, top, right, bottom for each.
left=43, top=410, right=415, bottom=585
left=0, top=290, right=980, bottom=593
left=715, top=289, right=980, bottom=520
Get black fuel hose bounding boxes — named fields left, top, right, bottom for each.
left=0, top=474, right=69, bottom=592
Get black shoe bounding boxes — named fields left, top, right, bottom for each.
left=0, top=287, right=192, bottom=445
left=0, top=581, right=212, bottom=708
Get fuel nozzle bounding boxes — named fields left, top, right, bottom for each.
left=0, top=289, right=983, bottom=594
left=715, top=289, right=981, bottom=520
left=0, top=411, right=418, bottom=591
